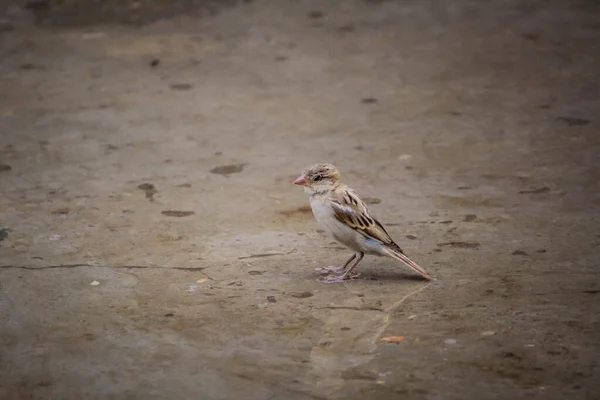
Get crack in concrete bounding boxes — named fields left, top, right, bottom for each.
left=0, top=264, right=208, bottom=272
left=372, top=282, right=432, bottom=347
left=307, top=281, right=432, bottom=395
left=237, top=248, right=297, bottom=260
left=315, top=306, right=384, bottom=312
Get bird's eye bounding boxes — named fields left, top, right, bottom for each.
left=313, top=174, right=323, bottom=182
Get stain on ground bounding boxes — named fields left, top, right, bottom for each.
left=307, top=10, right=323, bottom=19
left=287, top=291, right=313, bottom=298
left=463, top=214, right=477, bottom=222
left=0, top=228, right=8, bottom=244
left=0, top=164, right=12, bottom=172
left=104, top=144, right=119, bottom=154
left=170, top=83, right=193, bottom=91
left=137, top=183, right=157, bottom=201
left=210, top=163, right=246, bottom=175
left=338, top=24, right=355, bottom=33
left=438, top=241, right=481, bottom=249
left=278, top=206, right=312, bottom=217
left=555, top=117, right=591, bottom=126
left=519, top=187, right=551, bottom=194
left=161, top=210, right=195, bottom=217
left=360, top=97, right=378, bottom=104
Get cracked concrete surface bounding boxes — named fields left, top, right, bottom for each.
left=1, top=0, right=599, bottom=399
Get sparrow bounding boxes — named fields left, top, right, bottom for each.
left=294, top=163, right=433, bottom=283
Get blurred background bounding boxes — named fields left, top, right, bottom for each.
left=1, top=1, right=599, bottom=399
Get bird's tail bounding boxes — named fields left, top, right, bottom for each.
left=384, top=247, right=433, bottom=280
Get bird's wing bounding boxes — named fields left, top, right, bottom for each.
left=329, top=186, right=395, bottom=246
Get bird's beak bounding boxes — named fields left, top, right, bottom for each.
left=294, top=175, right=308, bottom=186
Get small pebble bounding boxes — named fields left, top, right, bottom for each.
left=186, top=284, right=199, bottom=292
left=481, top=331, right=496, bottom=336
left=90, top=280, right=100, bottom=287
left=444, top=338, right=457, bottom=345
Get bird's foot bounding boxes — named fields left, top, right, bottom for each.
left=315, top=265, right=345, bottom=275
left=319, top=272, right=361, bottom=284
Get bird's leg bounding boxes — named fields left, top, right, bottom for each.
left=316, top=253, right=356, bottom=275
left=341, top=253, right=357, bottom=269
left=322, top=252, right=364, bottom=283
left=341, top=252, right=364, bottom=279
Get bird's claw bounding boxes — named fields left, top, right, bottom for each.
left=319, top=272, right=361, bottom=284
left=315, top=265, right=345, bottom=275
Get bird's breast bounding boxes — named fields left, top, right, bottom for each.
left=309, top=197, right=335, bottom=227
left=309, top=196, right=363, bottom=251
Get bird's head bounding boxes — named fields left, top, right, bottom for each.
left=294, top=163, right=341, bottom=194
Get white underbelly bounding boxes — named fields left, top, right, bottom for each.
left=309, top=197, right=363, bottom=252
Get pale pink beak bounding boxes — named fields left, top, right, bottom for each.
left=294, top=175, right=308, bottom=186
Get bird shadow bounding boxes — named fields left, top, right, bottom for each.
left=362, top=270, right=429, bottom=282
left=312, top=271, right=429, bottom=283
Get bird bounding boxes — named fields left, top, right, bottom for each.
left=294, top=163, right=433, bottom=283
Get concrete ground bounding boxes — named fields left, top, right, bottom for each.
left=1, top=0, right=599, bottom=399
